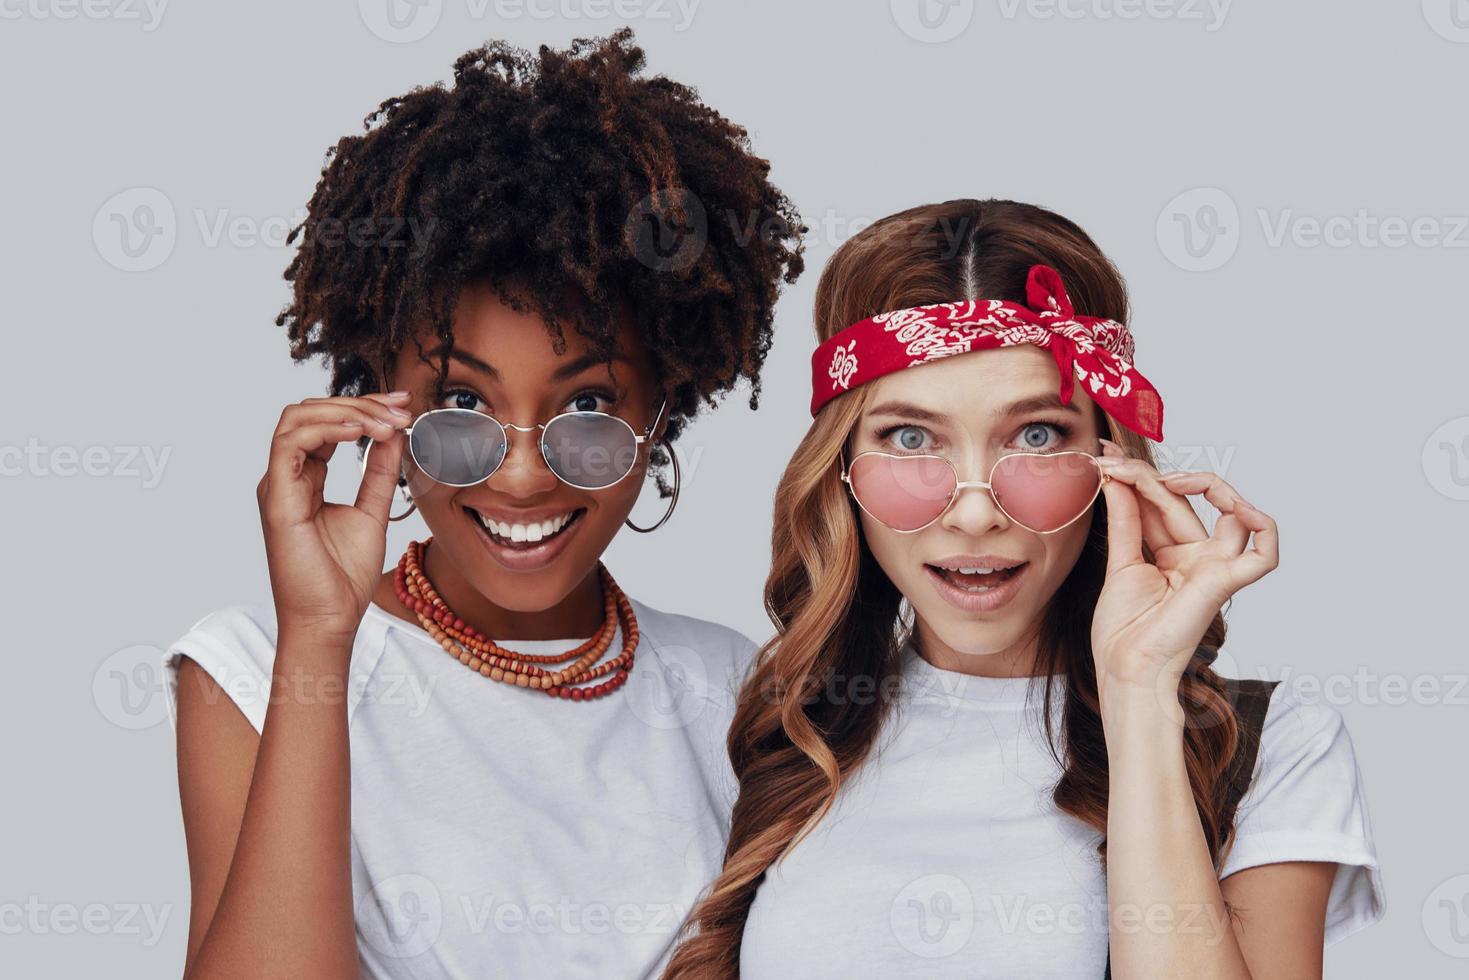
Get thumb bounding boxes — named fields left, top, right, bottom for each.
left=355, top=433, right=406, bottom=526
left=1100, top=470, right=1144, bottom=576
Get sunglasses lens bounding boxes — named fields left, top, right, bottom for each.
left=409, top=410, right=507, bottom=486
left=990, top=452, right=1102, bottom=533
left=847, top=454, right=957, bottom=532
left=541, top=413, right=640, bottom=489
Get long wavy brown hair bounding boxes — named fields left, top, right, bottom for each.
left=663, top=199, right=1247, bottom=979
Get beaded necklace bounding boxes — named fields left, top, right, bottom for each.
left=392, top=538, right=637, bottom=700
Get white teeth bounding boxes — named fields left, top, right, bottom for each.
left=958, top=567, right=997, bottom=575
left=473, top=509, right=576, bottom=545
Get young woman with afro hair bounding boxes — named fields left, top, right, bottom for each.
left=162, top=29, right=803, bottom=979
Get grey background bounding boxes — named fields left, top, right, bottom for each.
left=3, top=0, right=1466, bottom=975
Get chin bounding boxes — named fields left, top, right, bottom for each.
left=910, top=599, right=1040, bottom=658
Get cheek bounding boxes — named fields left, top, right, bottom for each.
left=858, top=512, right=921, bottom=586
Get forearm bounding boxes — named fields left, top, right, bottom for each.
left=1102, top=685, right=1250, bottom=980
left=185, top=630, right=359, bottom=980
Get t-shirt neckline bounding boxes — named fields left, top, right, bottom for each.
left=897, top=642, right=1062, bottom=709
left=362, top=599, right=610, bottom=651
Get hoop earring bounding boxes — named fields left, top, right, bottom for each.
left=387, top=475, right=418, bottom=523
left=624, top=440, right=679, bottom=533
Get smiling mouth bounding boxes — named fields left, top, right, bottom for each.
left=464, top=506, right=585, bottom=550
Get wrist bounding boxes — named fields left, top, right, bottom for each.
left=1099, top=679, right=1188, bottom=746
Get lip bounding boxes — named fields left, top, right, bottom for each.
left=464, top=505, right=586, bottom=573
left=923, top=560, right=1030, bottom=614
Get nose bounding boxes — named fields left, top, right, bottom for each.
left=485, top=424, right=558, bottom=496
left=938, top=458, right=1010, bottom=536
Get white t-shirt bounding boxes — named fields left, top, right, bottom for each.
left=740, top=644, right=1385, bottom=978
left=162, top=593, right=756, bottom=980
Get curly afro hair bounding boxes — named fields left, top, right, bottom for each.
left=275, top=28, right=805, bottom=489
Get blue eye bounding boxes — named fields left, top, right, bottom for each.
left=1016, top=421, right=1073, bottom=452
left=879, top=424, right=930, bottom=452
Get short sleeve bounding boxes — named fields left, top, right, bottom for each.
left=1218, top=682, right=1385, bottom=945
left=162, top=604, right=280, bottom=735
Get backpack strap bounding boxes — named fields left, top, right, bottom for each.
left=1103, top=678, right=1280, bottom=978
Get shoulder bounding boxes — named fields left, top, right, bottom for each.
left=162, top=603, right=385, bottom=735
left=1222, top=680, right=1386, bottom=945
left=625, top=595, right=763, bottom=703
left=1250, top=681, right=1361, bottom=789
left=163, top=603, right=281, bottom=735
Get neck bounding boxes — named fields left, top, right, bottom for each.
left=375, top=540, right=607, bottom=641
left=913, top=617, right=1042, bottom=679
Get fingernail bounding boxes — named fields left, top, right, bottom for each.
left=386, top=390, right=411, bottom=399
left=387, top=406, right=411, bottom=418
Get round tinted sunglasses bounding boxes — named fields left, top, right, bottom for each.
left=363, top=398, right=667, bottom=491
left=841, top=449, right=1110, bottom=534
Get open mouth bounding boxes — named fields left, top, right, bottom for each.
left=924, top=561, right=1028, bottom=593
left=464, top=506, right=585, bottom=550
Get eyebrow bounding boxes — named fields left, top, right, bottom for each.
left=421, top=344, right=631, bottom=383
left=866, top=392, right=1083, bottom=425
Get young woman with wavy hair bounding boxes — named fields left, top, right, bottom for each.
left=665, top=199, right=1383, bottom=979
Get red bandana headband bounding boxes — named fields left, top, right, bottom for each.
left=809, top=264, right=1164, bottom=441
